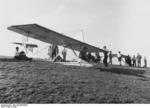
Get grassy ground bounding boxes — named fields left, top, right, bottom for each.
left=0, top=61, right=150, bottom=103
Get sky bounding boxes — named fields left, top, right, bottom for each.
left=1, top=0, right=150, bottom=66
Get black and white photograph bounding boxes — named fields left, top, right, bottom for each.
left=1, top=0, right=150, bottom=106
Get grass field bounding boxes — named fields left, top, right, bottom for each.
left=0, top=61, right=150, bottom=103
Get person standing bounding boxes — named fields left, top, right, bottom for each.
left=48, top=45, right=52, bottom=61
left=132, top=55, right=136, bottom=67
left=109, top=51, right=113, bottom=65
left=137, top=53, right=142, bottom=67
left=139, top=54, right=142, bottom=67
left=127, top=55, right=132, bottom=67
left=117, top=51, right=122, bottom=66
left=55, top=45, right=59, bottom=56
left=103, top=46, right=108, bottom=67
left=144, top=56, right=147, bottom=68
left=15, top=47, right=19, bottom=57
left=52, top=45, right=59, bottom=60
left=62, top=46, right=67, bottom=62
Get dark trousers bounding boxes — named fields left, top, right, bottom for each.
left=103, top=58, right=108, bottom=67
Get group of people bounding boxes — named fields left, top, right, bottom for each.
left=48, top=45, right=101, bottom=63
left=107, top=49, right=147, bottom=68
left=48, top=45, right=59, bottom=61
left=79, top=47, right=101, bottom=63
left=79, top=45, right=148, bottom=68
left=48, top=44, right=67, bottom=62
left=121, top=53, right=147, bottom=68
left=14, top=44, right=148, bottom=68
left=47, top=44, right=148, bottom=68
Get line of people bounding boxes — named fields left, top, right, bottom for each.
left=124, top=53, right=147, bottom=68
left=47, top=44, right=148, bottom=68
left=88, top=45, right=148, bottom=68
left=105, top=48, right=148, bottom=68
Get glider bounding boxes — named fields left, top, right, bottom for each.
left=8, top=24, right=106, bottom=53
left=7, top=24, right=107, bottom=65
